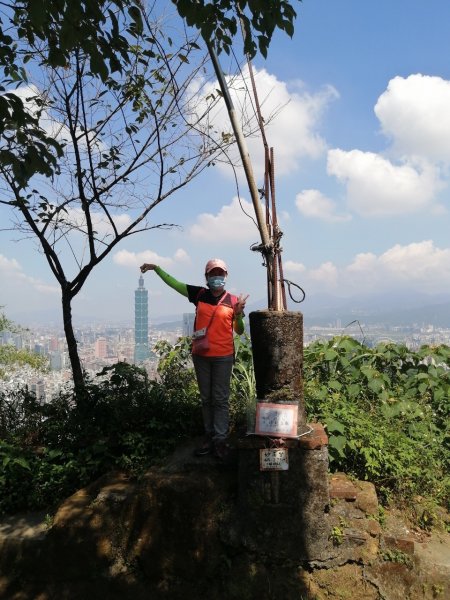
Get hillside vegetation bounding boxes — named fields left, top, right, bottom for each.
left=0, top=335, right=448, bottom=528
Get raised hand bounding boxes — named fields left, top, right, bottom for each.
left=235, top=293, right=249, bottom=316
left=140, top=263, right=157, bottom=273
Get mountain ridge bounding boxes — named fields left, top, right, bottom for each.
left=7, top=292, right=450, bottom=329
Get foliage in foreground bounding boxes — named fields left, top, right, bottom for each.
left=0, top=341, right=198, bottom=515
left=304, top=336, right=449, bottom=511
left=0, top=335, right=252, bottom=515
left=0, top=335, right=448, bottom=521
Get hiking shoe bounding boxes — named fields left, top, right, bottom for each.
left=194, top=438, right=212, bottom=457
left=213, top=440, right=231, bottom=462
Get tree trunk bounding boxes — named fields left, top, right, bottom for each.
left=61, top=290, right=87, bottom=399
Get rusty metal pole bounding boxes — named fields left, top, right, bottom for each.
left=264, top=147, right=272, bottom=309
left=268, top=147, right=280, bottom=311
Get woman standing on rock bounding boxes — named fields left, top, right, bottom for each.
left=140, top=258, right=248, bottom=461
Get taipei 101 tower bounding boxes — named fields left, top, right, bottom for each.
left=134, top=275, right=150, bottom=362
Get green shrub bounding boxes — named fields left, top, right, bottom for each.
left=0, top=353, right=202, bottom=515
left=304, top=337, right=450, bottom=508
left=230, top=333, right=256, bottom=430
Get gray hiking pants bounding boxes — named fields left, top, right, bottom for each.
left=192, top=354, right=234, bottom=442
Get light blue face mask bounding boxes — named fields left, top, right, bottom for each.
left=207, top=276, right=226, bottom=290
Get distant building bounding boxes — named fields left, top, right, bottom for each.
left=183, top=313, right=195, bottom=337
left=30, top=379, right=46, bottom=403
left=94, top=337, right=108, bottom=359
left=49, top=350, right=66, bottom=371
left=49, top=336, right=59, bottom=352
left=134, top=275, right=150, bottom=362
left=34, top=343, right=45, bottom=355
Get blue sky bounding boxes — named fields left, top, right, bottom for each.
left=2, top=0, right=450, bottom=325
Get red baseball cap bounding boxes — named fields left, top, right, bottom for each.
left=204, top=258, right=228, bottom=274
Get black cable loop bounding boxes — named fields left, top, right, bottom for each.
left=282, top=279, right=306, bottom=304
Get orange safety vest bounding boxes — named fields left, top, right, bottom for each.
left=190, top=287, right=237, bottom=357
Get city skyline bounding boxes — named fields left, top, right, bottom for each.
left=2, top=303, right=449, bottom=400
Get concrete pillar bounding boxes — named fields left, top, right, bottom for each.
left=235, top=310, right=331, bottom=561
left=249, top=310, right=306, bottom=427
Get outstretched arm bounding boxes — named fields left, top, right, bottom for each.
left=140, top=264, right=188, bottom=297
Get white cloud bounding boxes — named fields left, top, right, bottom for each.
left=295, top=189, right=351, bottom=222
left=173, top=248, right=191, bottom=263
left=346, top=251, right=378, bottom=273
left=249, top=73, right=336, bottom=175
left=0, top=254, right=59, bottom=296
left=378, top=240, right=450, bottom=284
left=190, top=66, right=337, bottom=178
left=103, top=214, right=133, bottom=234
left=307, top=75, right=450, bottom=220
left=6, top=85, right=71, bottom=142
left=375, top=74, right=450, bottom=162
left=327, top=149, right=443, bottom=217
left=298, top=241, right=450, bottom=294
left=4, top=85, right=41, bottom=119
left=189, top=196, right=260, bottom=243
left=34, top=283, right=60, bottom=294
left=0, top=254, right=21, bottom=272
left=344, top=251, right=383, bottom=290
left=343, top=241, right=450, bottom=293
left=59, top=207, right=133, bottom=237
left=113, top=249, right=187, bottom=269
left=6, top=85, right=107, bottom=149
left=283, top=260, right=306, bottom=273
left=308, top=261, right=339, bottom=288
left=283, top=241, right=450, bottom=296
